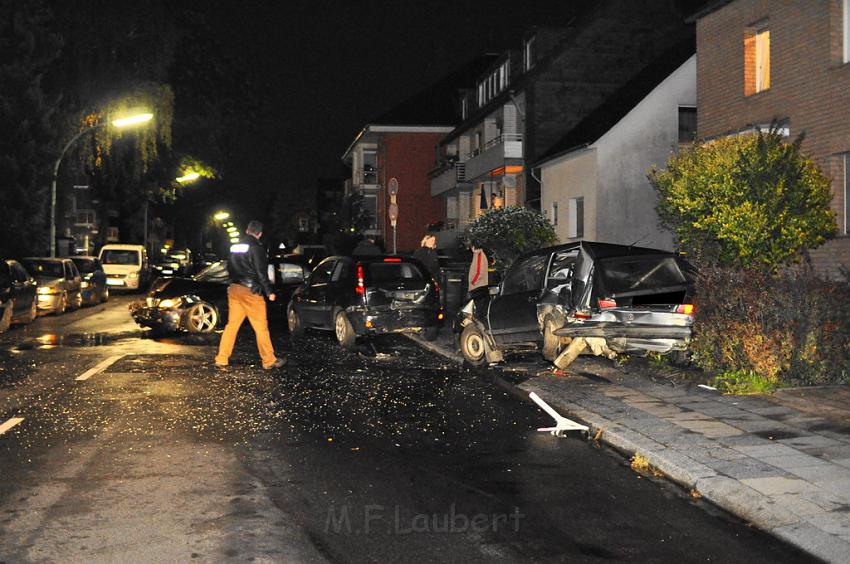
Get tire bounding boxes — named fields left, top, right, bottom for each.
left=21, top=297, right=37, bottom=324
left=55, top=292, right=68, bottom=315
left=184, top=302, right=219, bottom=333
left=542, top=315, right=564, bottom=362
left=459, top=323, right=487, bottom=366
left=333, top=309, right=356, bottom=349
left=0, top=305, right=11, bottom=334
left=100, top=285, right=109, bottom=303
left=423, top=325, right=439, bottom=341
left=287, top=305, right=304, bottom=337
left=72, top=291, right=83, bottom=310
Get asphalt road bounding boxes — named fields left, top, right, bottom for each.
left=0, top=296, right=817, bottom=562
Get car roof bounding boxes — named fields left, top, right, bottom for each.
left=516, top=240, right=678, bottom=262
left=99, top=244, right=144, bottom=250
left=71, top=256, right=97, bottom=261
left=23, top=256, right=68, bottom=263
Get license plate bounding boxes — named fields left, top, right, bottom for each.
left=106, top=279, right=124, bottom=286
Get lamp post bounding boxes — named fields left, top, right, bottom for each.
left=50, top=112, right=153, bottom=257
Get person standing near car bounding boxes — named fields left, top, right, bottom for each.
left=215, top=220, right=286, bottom=370
left=468, top=245, right=489, bottom=296
left=412, top=234, right=440, bottom=280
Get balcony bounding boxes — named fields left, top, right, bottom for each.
left=465, top=134, right=523, bottom=181
left=430, top=162, right=469, bottom=196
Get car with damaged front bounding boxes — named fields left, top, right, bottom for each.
left=130, top=256, right=312, bottom=333
left=454, top=241, right=696, bottom=368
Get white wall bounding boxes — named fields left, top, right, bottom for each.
left=540, top=148, right=598, bottom=243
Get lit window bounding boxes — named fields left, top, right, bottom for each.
left=524, top=36, right=536, bottom=71
left=678, top=106, right=697, bottom=143
left=744, top=24, right=770, bottom=95
left=551, top=202, right=559, bottom=226
left=568, top=198, right=584, bottom=239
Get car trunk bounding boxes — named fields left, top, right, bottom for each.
left=593, top=254, right=694, bottom=312
left=363, top=260, right=430, bottom=309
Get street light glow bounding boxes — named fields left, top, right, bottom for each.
left=111, top=113, right=154, bottom=128
left=226, top=226, right=237, bottom=232
left=229, top=237, right=240, bottom=243
left=176, top=171, right=200, bottom=183
left=214, top=211, right=230, bottom=221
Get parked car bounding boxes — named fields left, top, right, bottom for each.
left=98, top=244, right=150, bottom=291
left=22, top=257, right=83, bottom=315
left=151, top=256, right=181, bottom=279
left=130, top=256, right=312, bottom=333
left=0, top=259, right=38, bottom=332
left=289, top=244, right=330, bottom=267
left=454, top=241, right=696, bottom=367
left=70, top=256, right=109, bottom=305
left=287, top=255, right=443, bottom=348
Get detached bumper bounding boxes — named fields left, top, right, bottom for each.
left=348, top=306, right=441, bottom=336
left=131, top=306, right=181, bottom=332
left=554, top=324, right=692, bottom=340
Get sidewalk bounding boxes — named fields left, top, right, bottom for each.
left=408, top=332, right=850, bottom=564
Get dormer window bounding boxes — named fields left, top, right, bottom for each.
left=524, top=36, right=536, bottom=71
left=461, top=96, right=469, bottom=119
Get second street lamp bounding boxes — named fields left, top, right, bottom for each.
left=50, top=111, right=154, bottom=257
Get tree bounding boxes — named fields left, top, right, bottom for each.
left=0, top=0, right=62, bottom=256
left=649, top=130, right=836, bottom=270
left=463, top=207, right=558, bottom=268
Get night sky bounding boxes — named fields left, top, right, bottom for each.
left=191, top=1, right=585, bottom=215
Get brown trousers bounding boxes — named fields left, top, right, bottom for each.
left=215, top=284, right=277, bottom=368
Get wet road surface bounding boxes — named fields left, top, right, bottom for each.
left=0, top=297, right=817, bottom=562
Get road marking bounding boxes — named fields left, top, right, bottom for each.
left=76, top=355, right=124, bottom=381
left=0, top=417, right=25, bottom=435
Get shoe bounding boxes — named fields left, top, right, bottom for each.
left=215, top=363, right=228, bottom=371
left=264, top=357, right=287, bottom=370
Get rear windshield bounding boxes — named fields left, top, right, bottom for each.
left=101, top=250, right=140, bottom=265
left=23, top=260, right=65, bottom=278
left=71, top=258, right=96, bottom=273
left=193, top=262, right=229, bottom=283
left=366, top=262, right=425, bottom=283
left=598, top=255, right=692, bottom=298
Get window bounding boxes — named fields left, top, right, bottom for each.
left=277, top=262, right=307, bottom=282
left=568, top=198, right=584, bottom=239
left=330, top=261, right=347, bottom=282
left=362, top=150, right=377, bottom=184
left=745, top=23, right=770, bottom=95
left=524, top=36, right=536, bottom=71
left=845, top=0, right=850, bottom=64
left=10, top=262, right=30, bottom=282
left=551, top=202, right=559, bottom=226
left=678, top=106, right=697, bottom=143
left=310, top=260, right=336, bottom=286
left=502, top=254, right=548, bottom=295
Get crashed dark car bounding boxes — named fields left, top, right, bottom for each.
left=131, top=256, right=312, bottom=333
left=454, top=241, right=696, bottom=367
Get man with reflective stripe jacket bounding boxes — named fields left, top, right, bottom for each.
left=215, top=220, right=286, bottom=370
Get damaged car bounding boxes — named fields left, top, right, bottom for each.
left=454, top=241, right=696, bottom=368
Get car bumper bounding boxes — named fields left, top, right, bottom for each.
left=348, top=306, right=441, bottom=335
left=554, top=324, right=692, bottom=353
left=37, top=294, right=62, bottom=311
left=131, top=306, right=181, bottom=332
left=107, top=277, right=139, bottom=290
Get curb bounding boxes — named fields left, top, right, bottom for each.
left=405, top=334, right=841, bottom=563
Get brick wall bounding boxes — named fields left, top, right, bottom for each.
left=379, top=132, right=445, bottom=254
left=697, top=0, right=850, bottom=277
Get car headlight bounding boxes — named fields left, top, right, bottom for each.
left=38, top=286, right=58, bottom=295
left=158, top=298, right=181, bottom=309
left=128, top=271, right=139, bottom=279
left=81, top=281, right=90, bottom=288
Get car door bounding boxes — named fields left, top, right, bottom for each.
left=486, top=253, right=549, bottom=345
left=9, top=261, right=36, bottom=316
left=65, top=261, right=82, bottom=302
left=299, top=259, right=336, bottom=327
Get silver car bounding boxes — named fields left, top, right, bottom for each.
left=23, top=258, right=83, bottom=315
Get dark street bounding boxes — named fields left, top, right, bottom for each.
left=0, top=298, right=815, bottom=562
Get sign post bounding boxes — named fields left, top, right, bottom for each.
left=387, top=178, right=399, bottom=254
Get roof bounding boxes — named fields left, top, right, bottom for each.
left=520, top=240, right=678, bottom=262
left=534, top=38, right=695, bottom=167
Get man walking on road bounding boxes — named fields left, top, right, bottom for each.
left=215, top=220, right=286, bottom=370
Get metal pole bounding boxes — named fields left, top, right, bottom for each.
left=143, top=199, right=148, bottom=252
left=393, top=225, right=397, bottom=255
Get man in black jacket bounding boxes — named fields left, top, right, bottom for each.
left=215, top=220, right=286, bottom=369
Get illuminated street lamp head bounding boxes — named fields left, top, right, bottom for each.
left=176, top=171, right=200, bottom=184
left=111, top=112, right=154, bottom=128
left=213, top=211, right=230, bottom=221
left=229, top=237, right=240, bottom=243
left=226, top=226, right=237, bottom=233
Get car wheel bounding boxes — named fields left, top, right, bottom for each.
left=55, top=292, right=67, bottom=315
left=542, top=316, right=564, bottom=362
left=287, top=305, right=304, bottom=337
left=100, top=286, right=109, bottom=303
left=73, top=291, right=83, bottom=310
left=459, top=323, right=487, bottom=366
left=184, top=302, right=219, bottom=333
left=0, top=305, right=11, bottom=333
left=333, top=309, right=356, bottom=349
left=423, top=325, right=439, bottom=341
left=22, top=297, right=37, bottom=324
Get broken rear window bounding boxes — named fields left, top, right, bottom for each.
left=597, top=255, right=692, bottom=298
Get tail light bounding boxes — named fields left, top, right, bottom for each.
left=355, top=263, right=365, bottom=295
left=598, top=297, right=617, bottom=309
left=383, top=257, right=402, bottom=262
left=676, top=303, right=695, bottom=315
left=573, top=310, right=592, bottom=319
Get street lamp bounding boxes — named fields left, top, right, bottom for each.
left=50, top=111, right=153, bottom=257
left=144, top=169, right=202, bottom=253
left=213, top=211, right=230, bottom=221
left=176, top=171, right=200, bottom=184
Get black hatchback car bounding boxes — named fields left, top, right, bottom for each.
left=455, top=241, right=696, bottom=367
left=0, top=259, right=38, bottom=333
left=131, top=256, right=312, bottom=333
left=287, top=255, right=443, bottom=348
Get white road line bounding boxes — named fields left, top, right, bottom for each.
left=0, top=417, right=25, bottom=435
left=75, top=354, right=124, bottom=381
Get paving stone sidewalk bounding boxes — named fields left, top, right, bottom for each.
left=409, top=333, right=850, bottom=564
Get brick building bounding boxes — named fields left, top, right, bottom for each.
left=692, top=0, right=850, bottom=277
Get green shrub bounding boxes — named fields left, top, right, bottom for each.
left=463, top=206, right=558, bottom=268
left=711, top=370, right=778, bottom=395
left=691, top=266, right=850, bottom=386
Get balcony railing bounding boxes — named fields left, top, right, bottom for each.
left=430, top=162, right=469, bottom=196
left=465, top=134, right=523, bottom=180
